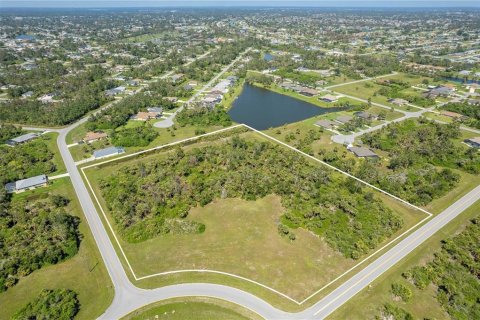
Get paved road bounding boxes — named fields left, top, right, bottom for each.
left=309, top=184, right=480, bottom=319
left=48, top=59, right=480, bottom=319
left=154, top=47, right=251, bottom=128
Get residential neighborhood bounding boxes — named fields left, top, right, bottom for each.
left=0, top=2, right=479, bottom=320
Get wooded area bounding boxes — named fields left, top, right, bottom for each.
left=403, top=216, right=480, bottom=319
left=0, top=190, right=80, bottom=292
left=99, top=135, right=403, bottom=259
left=0, top=137, right=56, bottom=185
left=176, top=107, right=232, bottom=128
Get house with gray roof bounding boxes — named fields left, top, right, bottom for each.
left=465, top=137, right=480, bottom=148
left=5, top=174, right=48, bottom=193
left=315, top=119, right=337, bottom=130
left=348, top=146, right=378, bottom=158
left=336, top=115, right=353, bottom=124
left=6, top=132, right=40, bottom=146
left=93, top=146, right=125, bottom=159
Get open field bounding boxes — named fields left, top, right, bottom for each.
left=42, top=132, right=67, bottom=174
left=331, top=80, right=424, bottom=112
left=328, top=199, right=480, bottom=320
left=82, top=127, right=425, bottom=306
left=122, top=297, right=262, bottom=320
left=0, top=179, right=113, bottom=320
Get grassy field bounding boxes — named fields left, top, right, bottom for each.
left=328, top=199, right=480, bottom=320
left=331, top=80, right=423, bottom=112
left=66, top=122, right=89, bottom=144
left=82, top=129, right=424, bottom=306
left=42, top=132, right=67, bottom=175
left=0, top=179, right=113, bottom=320
left=122, top=297, right=262, bottom=320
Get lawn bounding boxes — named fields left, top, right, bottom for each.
left=219, top=78, right=246, bottom=110
left=122, top=297, right=261, bottom=320
left=65, top=122, right=89, bottom=144
left=251, top=82, right=364, bottom=109
left=331, top=80, right=423, bottom=112
left=328, top=199, right=480, bottom=320
left=0, top=179, right=113, bottom=320
left=82, top=128, right=424, bottom=305
left=42, top=132, right=66, bottom=175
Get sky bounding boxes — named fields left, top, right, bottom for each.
left=2, top=0, right=480, bottom=8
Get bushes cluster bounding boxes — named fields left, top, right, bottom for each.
left=13, top=289, right=79, bottom=320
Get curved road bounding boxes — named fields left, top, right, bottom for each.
left=45, top=65, right=480, bottom=319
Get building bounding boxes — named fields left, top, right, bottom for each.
left=388, top=98, right=409, bottom=106
left=105, top=86, right=126, bottom=97
left=320, top=94, right=340, bottom=103
left=441, top=111, right=465, bottom=119
left=315, top=119, right=337, bottom=130
left=171, top=73, right=185, bottom=83
left=5, top=174, right=48, bottom=193
left=147, top=107, right=163, bottom=114
left=464, top=137, right=480, bottom=148
left=299, top=88, right=319, bottom=97
left=6, top=132, right=40, bottom=146
left=93, top=146, right=125, bottom=159
left=38, top=93, right=55, bottom=103
left=336, top=115, right=353, bottom=124
left=21, top=91, right=34, bottom=98
left=354, top=111, right=377, bottom=120
left=131, top=111, right=162, bottom=121
left=83, top=131, right=108, bottom=143
left=348, top=146, right=379, bottom=158
left=423, top=86, right=454, bottom=98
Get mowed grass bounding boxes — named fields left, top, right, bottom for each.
left=330, top=79, right=424, bottom=112
left=328, top=199, right=480, bottom=320
left=0, top=179, right=113, bottom=320
left=122, top=297, right=262, bottom=320
left=83, top=129, right=425, bottom=305
left=42, top=132, right=66, bottom=175
left=123, top=195, right=360, bottom=301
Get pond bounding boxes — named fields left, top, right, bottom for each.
left=442, top=77, right=480, bottom=85
left=228, top=84, right=342, bottom=130
left=264, top=53, right=274, bottom=62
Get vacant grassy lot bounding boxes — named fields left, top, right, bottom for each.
left=329, top=199, right=480, bottom=320
left=331, top=81, right=423, bottom=112
left=122, top=297, right=261, bottom=320
left=41, top=132, right=66, bottom=175
left=84, top=129, right=424, bottom=303
left=0, top=179, right=113, bottom=320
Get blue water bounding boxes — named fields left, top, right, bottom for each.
left=442, top=77, right=480, bottom=85
left=228, top=84, right=341, bottom=130
left=264, top=53, right=274, bottom=62
left=16, top=34, right=35, bottom=41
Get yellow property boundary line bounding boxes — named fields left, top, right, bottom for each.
left=80, top=123, right=432, bottom=306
